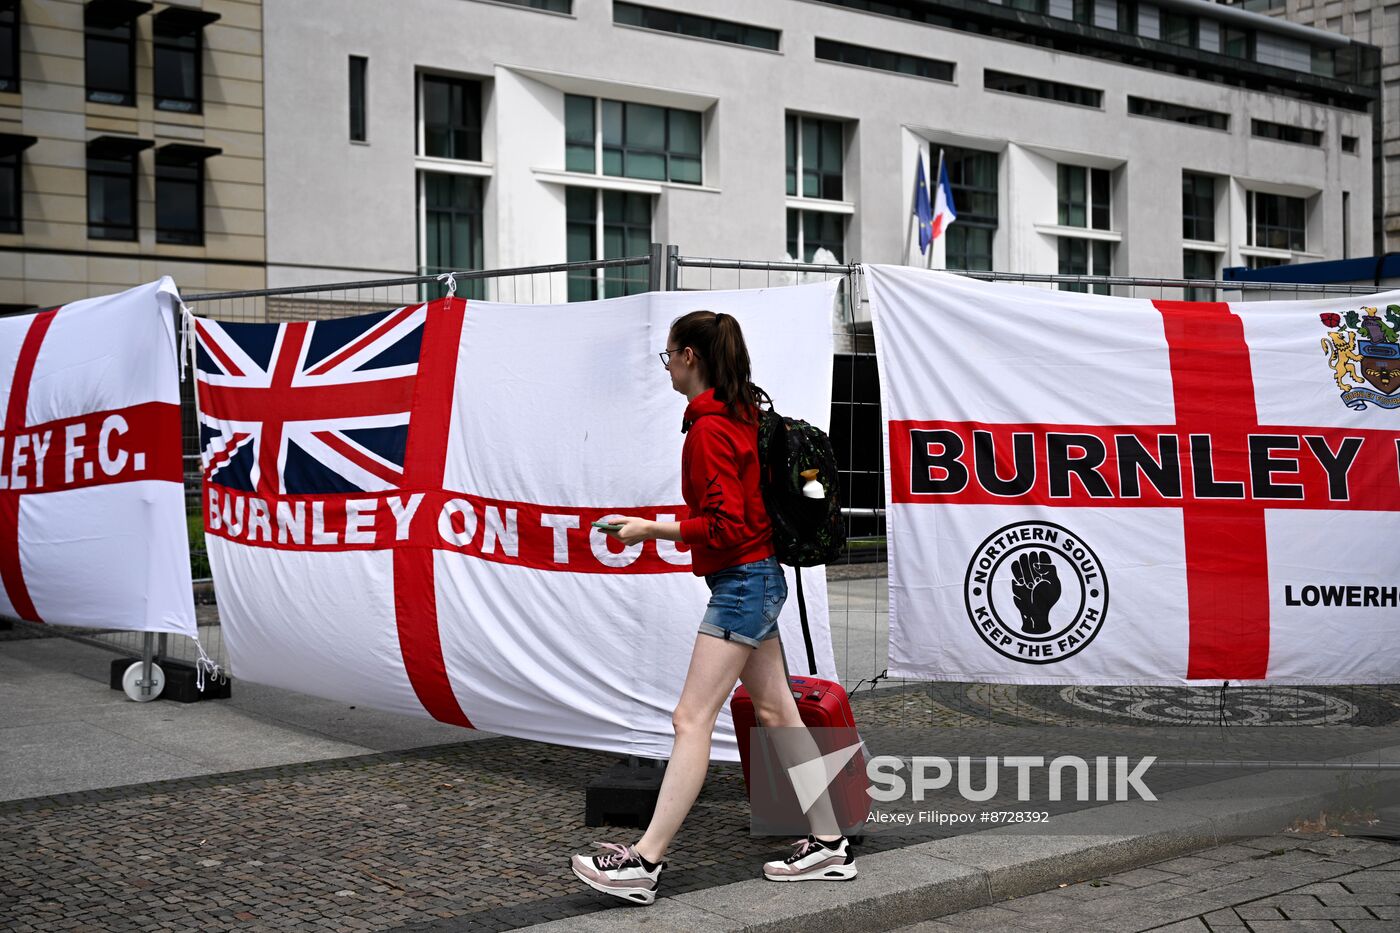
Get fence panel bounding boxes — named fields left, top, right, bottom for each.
left=16, top=250, right=1394, bottom=735
left=673, top=256, right=1398, bottom=744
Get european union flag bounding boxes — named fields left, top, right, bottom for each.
left=914, top=153, right=934, bottom=255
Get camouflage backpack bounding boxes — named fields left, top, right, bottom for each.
left=754, top=391, right=845, bottom=568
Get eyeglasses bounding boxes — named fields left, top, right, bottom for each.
left=659, top=347, right=683, bottom=368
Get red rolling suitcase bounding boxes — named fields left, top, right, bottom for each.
left=730, top=570, right=870, bottom=836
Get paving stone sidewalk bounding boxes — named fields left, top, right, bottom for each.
left=901, top=832, right=1400, bottom=932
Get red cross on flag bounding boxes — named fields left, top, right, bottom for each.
left=195, top=283, right=837, bottom=759
left=0, top=278, right=195, bottom=636
left=866, top=265, right=1400, bottom=685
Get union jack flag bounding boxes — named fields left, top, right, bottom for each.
left=195, top=304, right=427, bottom=496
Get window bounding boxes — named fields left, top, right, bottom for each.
left=1252, top=119, right=1322, bottom=147
left=785, top=114, right=844, bottom=200
left=0, top=2, right=18, bottom=93
left=1247, top=191, right=1306, bottom=251
left=1117, top=0, right=1137, bottom=34
left=786, top=210, right=844, bottom=263
left=0, top=151, right=18, bottom=233
left=88, top=153, right=139, bottom=240
left=984, top=70, right=1102, bottom=108
left=1247, top=255, right=1288, bottom=269
left=1161, top=10, right=1197, bottom=47
left=1342, top=135, right=1358, bottom=153
left=565, top=95, right=702, bottom=185
left=495, top=0, right=570, bottom=10
left=1127, top=97, right=1229, bottom=131
left=1058, top=238, right=1112, bottom=294
left=422, top=172, right=484, bottom=298
left=153, top=18, right=203, bottom=112
left=1183, top=249, right=1216, bottom=300
left=349, top=57, right=367, bottom=141
left=85, top=3, right=148, bottom=106
left=943, top=147, right=998, bottom=272
left=155, top=157, right=202, bottom=245
left=614, top=3, right=779, bottom=51
left=566, top=188, right=651, bottom=301
left=1007, top=0, right=1047, bottom=12
left=814, top=38, right=954, bottom=82
left=1070, top=0, right=1093, bottom=25
left=1221, top=25, right=1252, bottom=60
left=1058, top=164, right=1111, bottom=230
left=1182, top=172, right=1215, bottom=242
left=421, top=75, right=482, bottom=161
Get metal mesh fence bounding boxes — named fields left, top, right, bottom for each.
left=672, top=256, right=1400, bottom=738
left=21, top=248, right=1398, bottom=734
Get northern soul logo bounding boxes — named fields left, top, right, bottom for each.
left=963, top=522, right=1109, bottom=664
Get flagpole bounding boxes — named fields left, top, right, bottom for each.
left=903, top=145, right=924, bottom=266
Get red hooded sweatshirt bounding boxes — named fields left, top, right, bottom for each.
left=678, top=388, right=774, bottom=577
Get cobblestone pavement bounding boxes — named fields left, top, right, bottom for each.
left=901, top=833, right=1400, bottom=932
left=6, top=583, right=1400, bottom=931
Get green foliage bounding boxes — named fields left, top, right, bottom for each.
left=1345, top=309, right=1362, bottom=330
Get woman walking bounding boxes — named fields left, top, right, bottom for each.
left=569, top=310, right=854, bottom=905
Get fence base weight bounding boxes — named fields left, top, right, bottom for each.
left=109, top=656, right=231, bottom=703
left=585, top=757, right=666, bottom=828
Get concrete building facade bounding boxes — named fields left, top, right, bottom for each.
left=260, top=0, right=1378, bottom=304
left=1226, top=0, right=1395, bottom=253
left=0, top=0, right=264, bottom=311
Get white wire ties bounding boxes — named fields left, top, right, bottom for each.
left=178, top=300, right=194, bottom=383
left=192, top=638, right=225, bottom=693
left=436, top=272, right=458, bottom=299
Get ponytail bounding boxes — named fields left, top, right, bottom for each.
left=669, top=310, right=765, bottom=422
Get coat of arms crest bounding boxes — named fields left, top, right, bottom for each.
left=1319, top=306, right=1400, bottom=410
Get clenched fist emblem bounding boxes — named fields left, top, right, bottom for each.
left=1010, top=550, right=1061, bottom=635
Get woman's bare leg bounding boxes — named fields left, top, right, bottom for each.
left=738, top=638, right=842, bottom=840
left=634, top=634, right=752, bottom=862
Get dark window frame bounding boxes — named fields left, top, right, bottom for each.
left=420, top=73, right=483, bottom=161
left=786, top=113, right=844, bottom=200
left=565, top=95, right=702, bottom=186
left=814, top=37, right=955, bottom=82
left=1251, top=119, right=1322, bottom=147
left=155, top=155, right=204, bottom=245
left=153, top=19, right=203, bottom=113
left=1182, top=171, right=1216, bottom=242
left=1058, top=164, right=1112, bottom=230
left=0, top=2, right=19, bottom=93
left=87, top=152, right=139, bottom=241
left=613, top=2, right=780, bottom=51
left=1183, top=249, right=1217, bottom=300
left=1160, top=9, right=1197, bottom=48
left=984, top=69, right=1102, bottom=108
left=0, top=150, right=19, bottom=234
left=1220, top=24, right=1254, bottom=60
left=943, top=146, right=998, bottom=272
left=421, top=170, right=485, bottom=299
left=349, top=56, right=368, bottom=142
left=1126, top=96, right=1229, bottom=130
left=786, top=208, right=845, bottom=263
left=565, top=187, right=652, bottom=300
left=85, top=7, right=143, bottom=107
left=1247, top=190, right=1307, bottom=252
left=1058, top=236, right=1113, bottom=294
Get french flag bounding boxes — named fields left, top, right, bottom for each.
left=931, top=151, right=957, bottom=241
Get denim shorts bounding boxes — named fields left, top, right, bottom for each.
left=698, top=556, right=787, bottom=649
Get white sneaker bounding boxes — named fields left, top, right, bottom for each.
left=570, top=842, right=664, bottom=905
left=763, top=835, right=857, bottom=882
